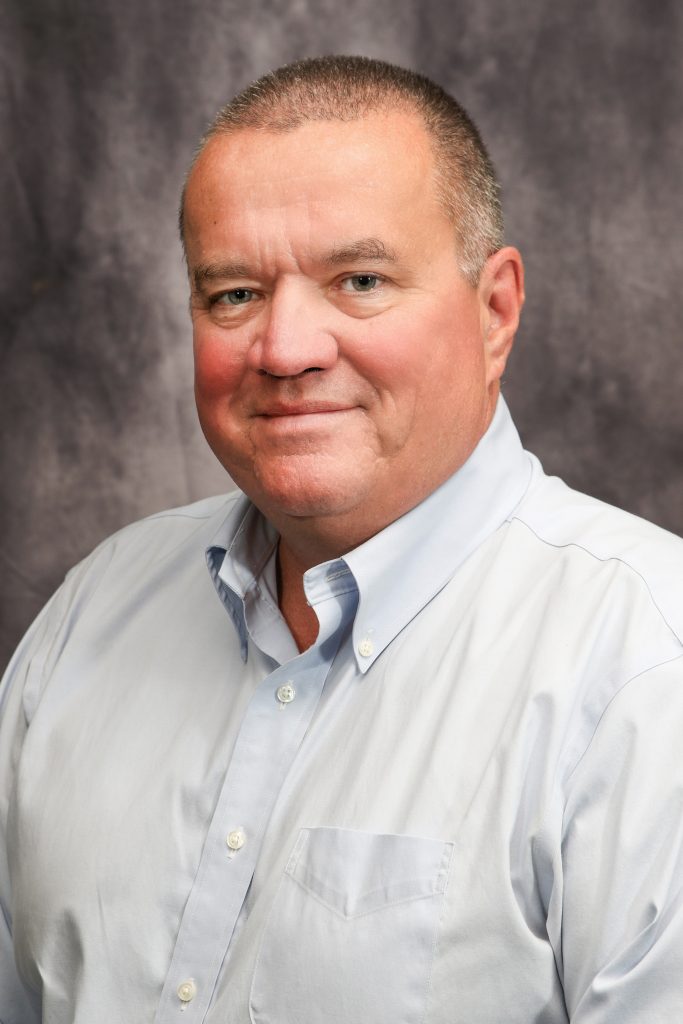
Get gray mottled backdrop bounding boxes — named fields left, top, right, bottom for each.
left=2, top=0, right=682, bottom=670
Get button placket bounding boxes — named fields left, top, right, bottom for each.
left=153, top=600, right=349, bottom=1024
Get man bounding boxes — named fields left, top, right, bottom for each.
left=1, top=55, right=683, bottom=1023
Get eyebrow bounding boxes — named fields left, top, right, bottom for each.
left=192, top=260, right=252, bottom=291
left=191, top=238, right=398, bottom=291
left=322, top=238, right=398, bottom=265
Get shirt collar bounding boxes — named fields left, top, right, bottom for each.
left=343, top=396, right=532, bottom=671
left=206, top=497, right=277, bottom=662
left=206, top=396, right=532, bottom=671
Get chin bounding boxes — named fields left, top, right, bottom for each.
left=249, top=455, right=370, bottom=521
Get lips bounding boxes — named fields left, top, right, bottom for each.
left=256, top=402, right=354, bottom=417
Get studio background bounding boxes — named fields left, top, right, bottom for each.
left=1, top=0, right=682, bottom=671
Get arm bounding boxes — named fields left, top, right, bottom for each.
left=556, top=655, right=683, bottom=1020
left=0, top=557, right=97, bottom=1024
left=0, top=602, right=58, bottom=1023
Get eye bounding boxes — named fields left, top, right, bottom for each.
left=216, top=288, right=256, bottom=306
left=340, top=274, right=381, bottom=293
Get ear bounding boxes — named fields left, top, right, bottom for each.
left=478, top=246, right=525, bottom=386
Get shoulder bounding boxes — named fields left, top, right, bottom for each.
left=0, top=492, right=246, bottom=713
left=511, top=455, right=683, bottom=643
left=101, top=490, right=241, bottom=545
left=48, top=490, right=248, bottom=620
left=39, top=491, right=244, bottom=646
left=76, top=491, right=243, bottom=572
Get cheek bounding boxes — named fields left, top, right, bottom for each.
left=380, top=306, right=487, bottom=434
left=344, top=312, right=425, bottom=386
left=424, top=302, right=485, bottom=375
left=193, top=326, right=247, bottom=403
left=352, top=305, right=477, bottom=392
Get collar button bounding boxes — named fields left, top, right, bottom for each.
left=358, top=638, right=374, bottom=658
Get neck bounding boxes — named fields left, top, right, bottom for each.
left=271, top=468, right=459, bottom=652
left=274, top=501, right=409, bottom=653
left=276, top=540, right=321, bottom=652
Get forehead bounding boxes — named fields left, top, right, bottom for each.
left=182, top=111, right=447, bottom=261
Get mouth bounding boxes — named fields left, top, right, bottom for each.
left=251, top=402, right=359, bottom=441
left=257, top=402, right=355, bottom=418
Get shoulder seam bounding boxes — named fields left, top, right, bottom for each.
left=564, top=649, right=683, bottom=790
left=143, top=493, right=238, bottom=524
left=510, top=514, right=683, bottom=646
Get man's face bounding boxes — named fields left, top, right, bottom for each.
left=184, top=110, right=516, bottom=542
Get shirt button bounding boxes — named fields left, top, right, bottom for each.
left=276, top=683, right=296, bottom=704
left=177, top=979, right=196, bottom=1002
left=358, top=637, right=374, bottom=657
left=227, top=828, right=246, bottom=851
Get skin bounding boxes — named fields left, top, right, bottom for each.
left=183, top=109, right=525, bottom=648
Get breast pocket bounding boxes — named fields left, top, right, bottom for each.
left=250, top=826, right=453, bottom=1024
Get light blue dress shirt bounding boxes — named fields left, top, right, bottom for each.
left=2, top=397, right=683, bottom=1022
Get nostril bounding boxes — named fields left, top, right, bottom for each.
left=257, top=366, right=325, bottom=379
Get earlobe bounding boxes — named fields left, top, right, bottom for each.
left=480, top=246, right=525, bottom=384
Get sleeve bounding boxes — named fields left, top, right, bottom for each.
left=556, top=654, right=683, bottom=1021
left=0, top=597, right=60, bottom=1023
left=0, top=555, right=98, bottom=1024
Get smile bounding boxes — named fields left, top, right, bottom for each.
left=257, top=402, right=356, bottom=417
left=254, top=406, right=358, bottom=437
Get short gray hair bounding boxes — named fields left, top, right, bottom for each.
left=181, top=55, right=504, bottom=284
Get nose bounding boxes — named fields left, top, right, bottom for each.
left=247, top=279, right=339, bottom=378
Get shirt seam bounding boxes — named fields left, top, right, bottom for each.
left=562, top=649, right=683, bottom=790
left=510, top=514, right=683, bottom=646
left=308, top=581, right=359, bottom=606
left=143, top=494, right=238, bottom=525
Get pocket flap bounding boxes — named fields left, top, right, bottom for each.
left=286, top=826, right=452, bottom=919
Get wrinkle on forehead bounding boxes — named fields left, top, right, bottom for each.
left=191, top=238, right=400, bottom=289
left=183, top=111, right=452, bottom=283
